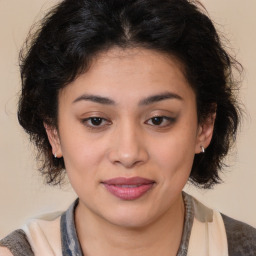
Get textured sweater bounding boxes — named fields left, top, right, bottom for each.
left=1, top=193, right=256, bottom=255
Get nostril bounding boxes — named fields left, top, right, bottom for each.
left=107, top=128, right=149, bottom=167
left=108, top=147, right=149, bottom=168
left=113, top=158, right=143, bottom=169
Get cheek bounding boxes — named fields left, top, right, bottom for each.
left=63, top=141, right=105, bottom=171
left=151, top=139, right=195, bottom=201
left=61, top=139, right=106, bottom=197
left=150, top=126, right=197, bottom=179
left=59, top=125, right=107, bottom=182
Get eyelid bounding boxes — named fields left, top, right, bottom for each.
left=81, top=116, right=112, bottom=130
left=145, top=115, right=177, bottom=127
left=148, top=116, right=175, bottom=123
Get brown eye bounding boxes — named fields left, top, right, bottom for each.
left=82, top=116, right=111, bottom=129
left=151, top=117, right=164, bottom=125
left=146, top=116, right=176, bottom=127
left=90, top=117, right=103, bottom=126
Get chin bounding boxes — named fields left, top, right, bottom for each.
left=101, top=206, right=159, bottom=229
left=109, top=216, right=153, bottom=229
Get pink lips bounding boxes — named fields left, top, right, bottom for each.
left=102, top=177, right=155, bottom=200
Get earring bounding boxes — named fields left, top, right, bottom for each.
left=54, top=153, right=57, bottom=158
left=200, top=146, right=205, bottom=153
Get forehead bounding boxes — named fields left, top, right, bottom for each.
left=60, top=47, right=194, bottom=103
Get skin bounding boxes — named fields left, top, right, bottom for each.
left=45, top=47, right=215, bottom=256
left=0, top=247, right=13, bottom=256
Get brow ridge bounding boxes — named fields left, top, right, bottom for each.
left=73, top=92, right=182, bottom=106
left=73, top=94, right=115, bottom=105
left=139, top=92, right=183, bottom=106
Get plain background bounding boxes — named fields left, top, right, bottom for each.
left=0, top=0, right=255, bottom=238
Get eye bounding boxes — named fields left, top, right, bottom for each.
left=146, top=116, right=175, bottom=127
left=89, top=117, right=104, bottom=126
left=82, top=117, right=111, bottom=129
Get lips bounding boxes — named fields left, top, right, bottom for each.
left=102, top=177, right=155, bottom=200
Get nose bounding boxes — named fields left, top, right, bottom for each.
left=107, top=122, right=149, bottom=169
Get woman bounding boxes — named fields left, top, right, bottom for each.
left=0, top=0, right=255, bottom=255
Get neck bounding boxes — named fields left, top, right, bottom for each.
left=75, top=193, right=185, bottom=256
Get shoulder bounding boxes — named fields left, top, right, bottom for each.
left=0, top=229, right=34, bottom=256
left=221, top=214, right=256, bottom=256
left=0, top=208, right=70, bottom=256
left=0, top=247, right=14, bottom=256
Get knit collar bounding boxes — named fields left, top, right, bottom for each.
left=60, top=192, right=194, bottom=256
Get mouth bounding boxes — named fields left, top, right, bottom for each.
left=101, top=177, right=156, bottom=200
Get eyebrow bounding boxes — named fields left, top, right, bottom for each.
left=139, top=92, right=183, bottom=106
left=73, top=94, right=115, bottom=105
left=72, top=92, right=182, bottom=105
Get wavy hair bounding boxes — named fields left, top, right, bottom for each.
left=18, top=0, right=242, bottom=187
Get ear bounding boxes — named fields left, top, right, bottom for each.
left=195, top=112, right=216, bottom=154
left=44, top=123, right=63, bottom=158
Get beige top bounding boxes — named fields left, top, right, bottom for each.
left=5, top=193, right=252, bottom=255
left=18, top=194, right=228, bottom=256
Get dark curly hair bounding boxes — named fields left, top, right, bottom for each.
left=18, top=0, right=241, bottom=187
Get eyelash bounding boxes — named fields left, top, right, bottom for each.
left=145, top=116, right=176, bottom=127
left=81, top=116, right=176, bottom=130
left=81, top=117, right=111, bottom=130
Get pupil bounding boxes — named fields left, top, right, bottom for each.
left=91, top=117, right=102, bottom=126
left=152, top=117, right=163, bottom=125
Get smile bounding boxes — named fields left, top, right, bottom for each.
left=101, top=177, right=155, bottom=200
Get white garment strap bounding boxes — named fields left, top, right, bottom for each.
left=187, top=197, right=228, bottom=256
left=22, top=212, right=63, bottom=256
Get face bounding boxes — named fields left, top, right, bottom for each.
left=46, top=47, right=213, bottom=228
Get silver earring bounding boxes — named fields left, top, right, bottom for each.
left=54, top=153, right=57, bottom=158
left=200, top=146, right=205, bottom=153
